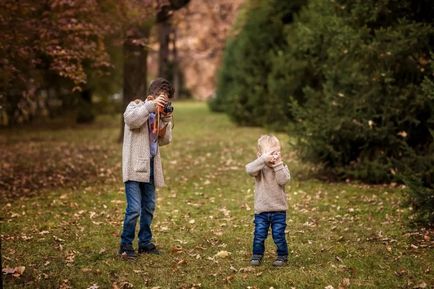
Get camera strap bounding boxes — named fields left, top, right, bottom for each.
left=152, top=108, right=160, bottom=135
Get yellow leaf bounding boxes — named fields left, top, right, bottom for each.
left=214, top=250, right=231, bottom=258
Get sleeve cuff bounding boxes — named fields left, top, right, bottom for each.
left=259, top=155, right=268, bottom=163
left=272, top=162, right=284, bottom=171
left=144, top=101, right=156, bottom=113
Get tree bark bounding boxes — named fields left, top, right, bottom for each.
left=76, top=88, right=95, bottom=124
left=158, top=19, right=172, bottom=80
left=156, top=0, right=190, bottom=82
left=172, top=28, right=180, bottom=99
left=119, top=26, right=151, bottom=142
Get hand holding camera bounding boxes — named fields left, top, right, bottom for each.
left=157, top=95, right=174, bottom=114
left=154, top=95, right=167, bottom=109
left=148, top=94, right=174, bottom=134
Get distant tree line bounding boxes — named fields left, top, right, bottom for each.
left=211, top=0, right=434, bottom=224
left=0, top=0, right=189, bottom=126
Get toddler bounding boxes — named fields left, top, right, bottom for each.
left=245, top=135, right=291, bottom=266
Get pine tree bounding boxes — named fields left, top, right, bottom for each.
left=286, top=0, right=434, bottom=223
left=211, top=0, right=306, bottom=129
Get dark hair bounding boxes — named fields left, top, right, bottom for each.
left=148, top=78, right=175, bottom=99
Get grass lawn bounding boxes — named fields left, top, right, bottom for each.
left=1, top=101, right=433, bottom=289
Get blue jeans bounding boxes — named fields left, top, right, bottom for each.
left=253, top=211, right=288, bottom=256
left=120, top=159, right=155, bottom=247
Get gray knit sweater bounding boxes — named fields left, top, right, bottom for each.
left=122, top=99, right=172, bottom=187
left=245, top=156, right=291, bottom=214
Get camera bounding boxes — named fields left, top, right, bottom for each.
left=164, top=101, right=174, bottom=114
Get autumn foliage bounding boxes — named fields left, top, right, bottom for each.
left=0, top=0, right=157, bottom=125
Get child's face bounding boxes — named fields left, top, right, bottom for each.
left=155, top=90, right=169, bottom=99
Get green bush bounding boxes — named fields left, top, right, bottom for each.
left=284, top=0, right=434, bottom=223
left=211, top=0, right=306, bottom=129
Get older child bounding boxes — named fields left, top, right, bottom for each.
left=119, top=78, right=174, bottom=259
left=245, top=135, right=291, bottom=266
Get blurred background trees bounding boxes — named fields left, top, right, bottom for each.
left=0, top=0, right=242, bottom=127
left=1, top=0, right=432, bottom=224
left=212, top=0, right=434, bottom=224
left=0, top=0, right=124, bottom=125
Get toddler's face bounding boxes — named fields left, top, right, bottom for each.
left=260, top=144, right=280, bottom=155
left=257, top=144, right=281, bottom=162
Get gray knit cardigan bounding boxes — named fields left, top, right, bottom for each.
left=122, top=100, right=172, bottom=187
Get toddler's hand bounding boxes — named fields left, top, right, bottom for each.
left=261, top=151, right=275, bottom=165
left=271, top=151, right=281, bottom=163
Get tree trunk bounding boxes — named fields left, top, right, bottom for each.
left=158, top=19, right=172, bottom=80
left=156, top=0, right=190, bottom=97
left=76, top=88, right=95, bottom=124
left=172, top=28, right=180, bottom=99
left=119, top=26, right=151, bottom=142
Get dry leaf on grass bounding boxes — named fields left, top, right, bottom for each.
left=413, top=282, right=427, bottom=289
left=338, top=278, right=350, bottom=289
left=59, top=279, right=72, bottom=289
left=2, top=266, right=25, bottom=277
left=112, top=281, right=134, bottom=289
left=214, top=250, right=231, bottom=258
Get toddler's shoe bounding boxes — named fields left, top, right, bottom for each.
left=138, top=243, right=160, bottom=255
left=272, top=255, right=288, bottom=267
left=250, top=254, right=263, bottom=266
left=119, top=243, right=137, bottom=259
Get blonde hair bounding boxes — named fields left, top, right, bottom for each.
left=257, top=135, right=281, bottom=154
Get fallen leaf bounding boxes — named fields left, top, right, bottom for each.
left=160, top=226, right=169, bottom=232
left=239, top=267, right=255, bottom=273
left=59, top=279, right=72, bottom=289
left=342, top=278, right=350, bottom=286
left=113, top=281, right=134, bottom=289
left=414, top=282, right=427, bottom=289
left=53, top=235, right=65, bottom=242
left=65, top=251, right=76, bottom=264
left=2, top=267, right=16, bottom=274
left=214, top=250, right=231, bottom=258
left=171, top=245, right=183, bottom=253
left=2, top=266, right=25, bottom=277
left=338, top=278, right=350, bottom=289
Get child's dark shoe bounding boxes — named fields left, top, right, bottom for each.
left=119, top=243, right=137, bottom=259
left=272, top=255, right=288, bottom=267
left=138, top=243, right=160, bottom=255
left=250, top=254, right=263, bottom=266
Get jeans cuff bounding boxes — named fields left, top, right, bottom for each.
left=139, top=242, right=155, bottom=250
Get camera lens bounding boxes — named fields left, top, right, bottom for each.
left=164, top=102, right=174, bottom=113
